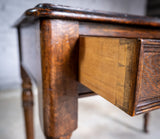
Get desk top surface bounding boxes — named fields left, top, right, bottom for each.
left=15, top=3, right=160, bottom=27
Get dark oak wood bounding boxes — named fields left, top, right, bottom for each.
left=79, top=22, right=160, bottom=39
left=18, top=28, right=34, bottom=139
left=15, top=3, right=160, bottom=139
left=21, top=67, right=34, bottom=139
left=135, top=39, right=160, bottom=115
left=40, top=19, right=79, bottom=138
left=14, top=3, right=160, bottom=27
left=17, top=19, right=93, bottom=139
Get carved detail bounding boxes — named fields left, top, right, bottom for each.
left=21, top=66, right=34, bottom=139
left=135, top=39, right=160, bottom=114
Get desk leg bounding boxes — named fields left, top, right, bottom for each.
left=58, top=135, right=71, bottom=139
left=21, top=66, right=34, bottom=139
left=40, top=20, right=79, bottom=139
left=143, top=113, right=149, bottom=133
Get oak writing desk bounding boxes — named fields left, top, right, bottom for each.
left=15, top=3, right=160, bottom=139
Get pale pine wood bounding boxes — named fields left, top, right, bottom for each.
left=78, top=37, right=140, bottom=115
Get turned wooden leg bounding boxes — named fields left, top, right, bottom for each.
left=21, top=66, right=34, bottom=139
left=143, top=113, right=149, bottom=133
left=18, top=25, right=34, bottom=139
left=40, top=20, right=79, bottom=139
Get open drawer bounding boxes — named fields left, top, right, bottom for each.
left=78, top=37, right=160, bottom=116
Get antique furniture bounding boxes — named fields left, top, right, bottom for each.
left=15, top=3, right=160, bottom=139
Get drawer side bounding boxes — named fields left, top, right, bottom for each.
left=79, top=36, right=140, bottom=115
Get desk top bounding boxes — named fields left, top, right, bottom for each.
left=15, top=3, right=160, bottom=27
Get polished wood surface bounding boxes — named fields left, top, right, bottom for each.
left=15, top=3, right=160, bottom=139
left=79, top=22, right=160, bottom=39
left=18, top=27, right=34, bottom=139
left=135, top=39, right=160, bottom=114
left=15, top=3, right=160, bottom=27
left=40, top=19, right=79, bottom=138
left=20, top=67, right=34, bottom=139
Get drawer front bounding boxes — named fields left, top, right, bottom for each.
left=136, top=39, right=160, bottom=114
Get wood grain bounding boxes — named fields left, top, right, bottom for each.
left=18, top=27, right=34, bottom=139
left=79, top=36, right=140, bottom=115
left=14, top=3, right=160, bottom=28
left=20, top=66, right=34, bottom=139
left=79, top=22, right=160, bottom=39
left=40, top=19, right=79, bottom=139
left=135, top=39, right=160, bottom=114
left=18, top=19, right=92, bottom=139
left=15, top=4, right=160, bottom=138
